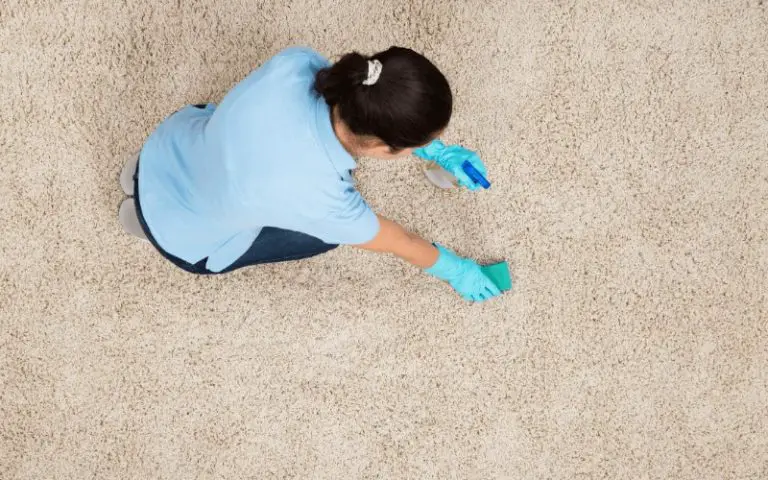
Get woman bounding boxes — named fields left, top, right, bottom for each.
left=119, top=46, right=501, bottom=302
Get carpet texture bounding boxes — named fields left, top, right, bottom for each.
left=2, top=1, right=767, bottom=478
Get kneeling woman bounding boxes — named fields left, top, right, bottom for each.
left=119, top=46, right=500, bottom=303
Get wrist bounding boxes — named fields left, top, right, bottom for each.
left=424, top=244, right=463, bottom=281
left=413, top=139, right=446, bottom=161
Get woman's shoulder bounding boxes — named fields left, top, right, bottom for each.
left=270, top=46, right=329, bottom=67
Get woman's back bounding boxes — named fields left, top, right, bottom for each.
left=138, top=47, right=377, bottom=272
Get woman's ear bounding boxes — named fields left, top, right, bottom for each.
left=392, top=147, right=414, bottom=158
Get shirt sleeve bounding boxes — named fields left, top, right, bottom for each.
left=309, top=188, right=380, bottom=245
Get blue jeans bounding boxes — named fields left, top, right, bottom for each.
left=133, top=161, right=338, bottom=275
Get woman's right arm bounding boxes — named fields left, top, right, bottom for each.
left=353, top=216, right=439, bottom=269
left=352, top=216, right=501, bottom=302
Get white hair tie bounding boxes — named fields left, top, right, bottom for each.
left=362, top=59, right=383, bottom=86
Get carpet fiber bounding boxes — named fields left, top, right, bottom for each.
left=2, top=1, right=767, bottom=478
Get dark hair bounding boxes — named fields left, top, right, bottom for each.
left=314, top=47, right=452, bottom=151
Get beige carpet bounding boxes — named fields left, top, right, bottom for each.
left=2, top=0, right=767, bottom=478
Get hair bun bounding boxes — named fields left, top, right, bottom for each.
left=314, top=52, right=369, bottom=105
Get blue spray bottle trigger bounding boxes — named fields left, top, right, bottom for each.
left=461, top=160, right=491, bottom=189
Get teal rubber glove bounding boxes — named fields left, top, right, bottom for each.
left=425, top=244, right=502, bottom=302
left=414, top=140, right=489, bottom=191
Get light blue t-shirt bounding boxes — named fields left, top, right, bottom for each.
left=138, top=47, right=380, bottom=272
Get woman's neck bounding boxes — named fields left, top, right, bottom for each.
left=331, top=107, right=360, bottom=157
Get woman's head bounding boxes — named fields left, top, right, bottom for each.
left=315, top=47, right=452, bottom=159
